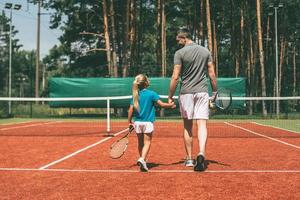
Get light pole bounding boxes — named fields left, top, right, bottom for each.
left=4, top=3, right=21, bottom=116
left=269, top=2, right=283, bottom=118
left=36, top=0, right=41, bottom=99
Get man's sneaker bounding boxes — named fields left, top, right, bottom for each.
left=137, top=157, right=149, bottom=172
left=194, top=154, right=205, bottom=172
left=184, top=159, right=194, bottom=167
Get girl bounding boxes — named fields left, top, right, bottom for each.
left=128, top=74, right=176, bottom=172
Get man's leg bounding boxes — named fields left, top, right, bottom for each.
left=196, top=119, right=207, bottom=157
left=183, top=118, right=193, bottom=159
left=194, top=119, right=207, bottom=171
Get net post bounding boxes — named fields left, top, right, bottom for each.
left=106, top=98, right=111, bottom=133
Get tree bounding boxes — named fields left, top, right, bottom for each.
left=109, top=0, right=118, bottom=77
left=31, top=0, right=300, bottom=117
left=102, top=0, right=112, bottom=77
left=256, top=0, right=267, bottom=116
left=0, top=11, right=23, bottom=96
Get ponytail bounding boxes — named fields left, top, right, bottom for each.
left=132, top=74, right=150, bottom=112
left=132, top=80, right=139, bottom=111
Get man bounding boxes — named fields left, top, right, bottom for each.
left=168, top=28, right=217, bottom=172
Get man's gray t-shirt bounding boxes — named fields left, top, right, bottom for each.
left=174, top=43, right=212, bottom=94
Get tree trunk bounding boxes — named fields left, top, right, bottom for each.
left=109, top=0, right=118, bottom=77
left=129, top=0, right=137, bottom=73
left=266, top=15, right=270, bottom=61
left=213, top=21, right=218, bottom=76
left=102, top=0, right=112, bottom=77
left=230, top=0, right=236, bottom=76
left=256, top=0, right=267, bottom=116
left=136, top=0, right=144, bottom=74
left=249, top=31, right=255, bottom=115
left=278, top=37, right=286, bottom=97
left=266, top=15, right=272, bottom=96
left=293, top=43, right=297, bottom=97
left=193, top=0, right=197, bottom=39
left=122, top=0, right=130, bottom=77
left=161, top=0, right=166, bottom=77
left=199, top=0, right=205, bottom=46
left=206, top=0, right=213, bottom=58
left=293, top=42, right=297, bottom=110
left=240, top=4, right=244, bottom=77
left=157, top=0, right=162, bottom=73
left=253, top=32, right=259, bottom=112
left=247, top=38, right=252, bottom=115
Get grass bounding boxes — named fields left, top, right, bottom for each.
left=1, top=117, right=299, bottom=133
left=252, top=119, right=300, bottom=133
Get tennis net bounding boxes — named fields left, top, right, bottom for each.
left=0, top=96, right=299, bottom=138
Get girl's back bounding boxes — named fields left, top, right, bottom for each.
left=134, top=89, right=159, bottom=122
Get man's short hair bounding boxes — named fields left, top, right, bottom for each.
left=177, top=28, right=192, bottom=39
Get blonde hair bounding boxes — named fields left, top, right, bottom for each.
left=132, top=74, right=150, bottom=111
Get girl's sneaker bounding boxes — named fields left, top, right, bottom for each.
left=184, top=159, right=194, bottom=167
left=137, top=157, right=149, bottom=172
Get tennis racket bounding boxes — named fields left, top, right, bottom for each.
left=209, top=88, right=232, bottom=111
left=109, top=124, right=134, bottom=159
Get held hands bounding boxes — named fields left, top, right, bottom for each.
left=168, top=97, right=176, bottom=109
left=169, top=101, right=176, bottom=109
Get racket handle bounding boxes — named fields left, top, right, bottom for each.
left=211, top=91, right=217, bottom=102
left=209, top=100, right=216, bottom=110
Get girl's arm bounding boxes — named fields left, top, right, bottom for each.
left=128, top=105, right=134, bottom=124
left=156, top=100, right=176, bottom=108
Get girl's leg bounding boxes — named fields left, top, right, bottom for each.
left=136, top=133, right=144, bottom=157
left=137, top=132, right=152, bottom=172
left=141, top=132, right=152, bottom=160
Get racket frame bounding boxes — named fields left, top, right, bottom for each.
left=211, top=88, right=232, bottom=111
left=109, top=125, right=134, bottom=159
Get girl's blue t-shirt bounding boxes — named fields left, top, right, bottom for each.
left=130, top=89, right=160, bottom=122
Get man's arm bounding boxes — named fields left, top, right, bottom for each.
left=208, top=61, right=217, bottom=92
left=168, top=64, right=181, bottom=103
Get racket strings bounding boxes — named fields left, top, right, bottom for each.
left=216, top=89, right=232, bottom=109
left=109, top=137, right=129, bottom=158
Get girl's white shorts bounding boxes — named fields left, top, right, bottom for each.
left=134, top=121, right=154, bottom=134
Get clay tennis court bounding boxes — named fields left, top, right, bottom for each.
left=0, top=120, right=299, bottom=199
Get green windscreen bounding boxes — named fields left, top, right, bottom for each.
left=49, top=77, right=246, bottom=108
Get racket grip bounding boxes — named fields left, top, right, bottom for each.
left=211, top=91, right=217, bottom=102
left=129, top=124, right=134, bottom=132
left=209, top=100, right=216, bottom=110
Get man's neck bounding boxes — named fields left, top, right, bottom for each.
left=185, top=39, right=193, bottom=46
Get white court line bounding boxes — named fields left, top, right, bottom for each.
left=39, top=128, right=128, bottom=169
left=251, top=122, right=300, bottom=134
left=225, top=122, right=300, bottom=150
left=0, top=168, right=299, bottom=173
left=0, top=121, right=62, bottom=131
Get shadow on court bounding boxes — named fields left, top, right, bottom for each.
left=206, top=159, right=231, bottom=167
left=147, top=160, right=185, bottom=169
left=146, top=159, right=230, bottom=170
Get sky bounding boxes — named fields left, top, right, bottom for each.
left=0, top=0, right=62, bottom=58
